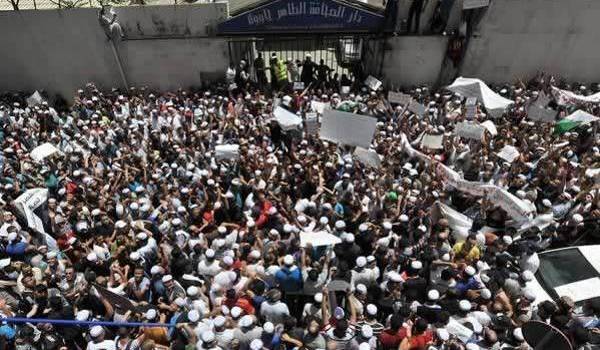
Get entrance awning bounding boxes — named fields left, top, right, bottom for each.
left=218, top=0, right=386, bottom=35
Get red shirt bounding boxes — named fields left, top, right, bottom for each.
left=409, top=330, right=434, bottom=350
left=378, top=328, right=407, bottom=350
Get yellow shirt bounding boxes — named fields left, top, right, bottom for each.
left=452, top=242, right=480, bottom=262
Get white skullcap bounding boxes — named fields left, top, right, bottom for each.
left=201, top=331, right=215, bottom=343
left=335, top=220, right=346, bottom=229
left=187, top=286, right=199, bottom=297
left=150, top=265, right=163, bottom=275
left=218, top=226, right=227, bottom=234
left=161, top=274, right=173, bottom=283
left=283, top=254, right=294, bottom=266
left=250, top=339, right=264, bottom=350
left=573, top=213, right=584, bottom=223
left=187, top=309, right=200, bottom=322
left=213, top=315, right=226, bottom=327
left=502, top=235, right=513, bottom=245
left=388, top=271, right=402, bottom=283
left=542, top=199, right=552, bottom=207
left=174, top=297, right=187, bottom=307
left=441, top=253, right=450, bottom=262
left=76, top=310, right=91, bottom=321
left=356, top=284, right=367, bottom=294
left=400, top=214, right=409, bottom=222
left=263, top=321, right=275, bottom=334
left=314, top=292, right=324, bottom=303
left=205, top=249, right=215, bottom=258
left=523, top=289, right=537, bottom=301
left=249, top=250, right=261, bottom=259
left=222, top=256, right=234, bottom=266
left=361, top=324, right=373, bottom=338
left=459, top=300, right=471, bottom=311
left=345, top=233, right=355, bottom=243
left=230, top=306, right=242, bottom=318
left=465, top=266, right=476, bottom=276
left=367, top=255, right=376, bottom=263
left=136, top=232, right=147, bottom=240
left=172, top=218, right=182, bottom=226
left=383, top=221, right=392, bottom=230
left=356, top=256, right=367, bottom=268
left=436, top=328, right=449, bottom=341
left=268, top=207, right=277, bottom=215
left=319, top=217, right=329, bottom=225
left=428, top=289, right=440, bottom=301
left=521, top=270, right=534, bottom=282
left=129, top=252, right=140, bottom=261
left=87, top=252, right=98, bottom=262
left=411, top=260, right=423, bottom=270
left=239, top=315, right=254, bottom=327
left=359, top=223, right=368, bottom=232
left=366, top=304, right=377, bottom=316
left=358, top=343, right=371, bottom=350
left=89, top=325, right=104, bottom=338
left=145, top=309, right=157, bottom=320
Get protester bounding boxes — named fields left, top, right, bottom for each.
left=0, top=69, right=598, bottom=350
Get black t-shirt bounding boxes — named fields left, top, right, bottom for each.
left=403, top=276, right=428, bottom=302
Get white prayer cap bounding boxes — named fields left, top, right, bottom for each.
left=411, top=260, right=423, bottom=270
left=481, top=288, right=492, bottom=300
left=239, top=315, right=254, bottom=327
left=129, top=202, right=139, bottom=211
left=129, top=252, right=140, bottom=261
left=524, top=289, right=537, bottom=301
left=186, top=309, right=200, bottom=322
left=367, top=255, right=376, bottom=263
left=436, top=328, right=449, bottom=341
left=314, top=293, right=323, bottom=303
left=87, top=252, right=98, bottom=262
left=249, top=250, right=261, bottom=259
left=222, top=256, right=234, bottom=266
left=465, top=266, right=476, bottom=276
left=213, top=315, right=226, bottom=327
left=161, top=274, right=173, bottom=283
left=366, top=304, right=377, bottom=316
left=145, top=309, right=158, bottom=320
left=201, top=331, right=216, bottom=343
left=172, top=218, right=182, bottom=226
left=268, top=206, right=277, bottom=215
left=356, top=284, right=367, bottom=294
left=356, top=256, right=367, bottom=268
left=428, top=289, right=440, bottom=301
left=136, top=232, right=147, bottom=240
left=459, top=299, right=471, bottom=311
left=186, top=286, right=199, bottom=297
left=573, top=213, right=584, bottom=223
left=89, top=326, right=104, bottom=338
left=218, top=226, right=227, bottom=234
left=502, top=235, right=513, bottom=245
left=542, top=199, right=552, bottom=207
left=297, top=215, right=307, bottom=224
left=361, top=325, right=373, bottom=338
left=230, top=306, right=242, bottom=318
left=388, top=271, right=402, bottom=283
left=177, top=206, right=186, bottom=214
left=283, top=254, right=294, bottom=266
left=400, top=214, right=409, bottom=222
left=521, top=270, right=534, bottom=282
left=345, top=233, right=355, bottom=243
left=76, top=310, right=91, bottom=321
left=263, top=322, right=275, bottom=334
left=250, top=339, right=264, bottom=350
left=205, top=249, right=215, bottom=258
left=383, top=221, right=392, bottom=230
left=150, top=265, right=163, bottom=275
left=319, top=216, right=329, bottom=225
left=174, top=297, right=187, bottom=307
left=358, top=343, right=370, bottom=350
left=359, top=223, right=369, bottom=232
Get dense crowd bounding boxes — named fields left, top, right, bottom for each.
left=0, top=67, right=599, bottom=350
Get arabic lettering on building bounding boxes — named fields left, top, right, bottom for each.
left=246, top=1, right=364, bottom=26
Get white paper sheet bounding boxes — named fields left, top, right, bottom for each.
left=30, top=143, right=60, bottom=162
left=364, top=75, right=382, bottom=91
left=273, top=106, right=303, bottom=131
left=447, top=77, right=513, bottom=116
left=421, top=134, right=444, bottom=149
left=388, top=91, right=412, bottom=105
left=300, top=231, right=342, bottom=247
left=215, top=144, right=240, bottom=160
left=456, top=121, right=484, bottom=140
left=497, top=145, right=520, bottom=163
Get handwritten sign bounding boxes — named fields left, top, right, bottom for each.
left=456, top=121, right=484, bottom=140
left=408, top=100, right=426, bottom=116
left=497, top=145, right=520, bottom=163
left=388, top=91, right=412, bottom=105
left=421, top=134, right=444, bottom=149
left=293, top=81, right=305, bottom=90
left=218, top=0, right=385, bottom=34
left=354, top=147, right=381, bottom=168
left=364, top=75, right=382, bottom=91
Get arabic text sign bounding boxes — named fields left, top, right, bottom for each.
left=219, top=0, right=384, bottom=34
left=320, top=109, right=377, bottom=148
left=456, top=121, right=484, bottom=140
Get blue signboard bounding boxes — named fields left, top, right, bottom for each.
left=218, top=0, right=385, bottom=34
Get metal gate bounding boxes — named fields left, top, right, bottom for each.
left=227, top=35, right=386, bottom=85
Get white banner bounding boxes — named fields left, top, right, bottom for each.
left=13, top=188, right=48, bottom=234
left=320, top=110, right=377, bottom=148
left=215, top=144, right=240, bottom=160
left=447, top=77, right=513, bottom=117
left=565, top=110, right=600, bottom=123
left=273, top=106, right=303, bottom=131
left=552, top=86, right=600, bottom=106
left=456, top=121, right=485, bottom=140
left=30, top=143, right=60, bottom=162
left=293, top=82, right=305, bottom=90
left=300, top=231, right=342, bottom=247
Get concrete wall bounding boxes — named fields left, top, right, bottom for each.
left=461, top=0, right=600, bottom=83
left=0, top=4, right=229, bottom=99
left=380, top=36, right=448, bottom=87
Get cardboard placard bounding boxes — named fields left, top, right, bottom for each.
left=421, top=134, right=444, bottom=149
left=320, top=109, right=377, bottom=148
left=456, top=121, right=485, bottom=140
left=388, top=91, right=412, bottom=105
left=273, top=106, right=303, bottom=131
left=305, top=112, right=319, bottom=135
left=497, top=145, right=520, bottom=163
left=364, top=75, right=382, bottom=91
left=527, top=105, right=556, bottom=123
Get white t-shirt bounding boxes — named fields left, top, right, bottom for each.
left=86, top=339, right=116, bottom=350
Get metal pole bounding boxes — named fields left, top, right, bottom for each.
left=109, top=39, right=129, bottom=90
